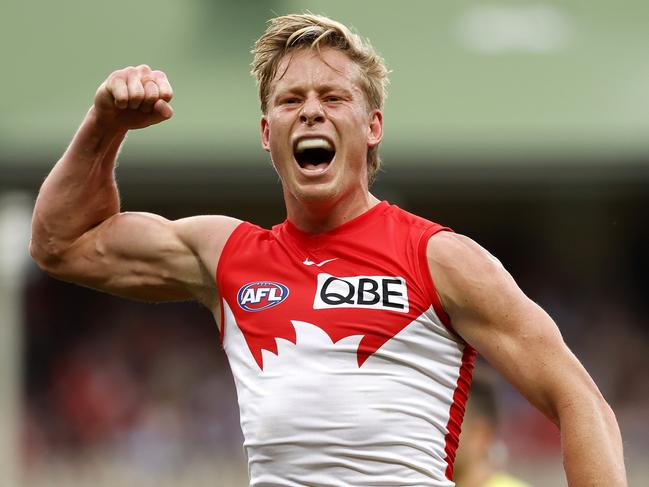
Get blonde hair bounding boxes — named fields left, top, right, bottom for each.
left=251, top=13, right=389, bottom=185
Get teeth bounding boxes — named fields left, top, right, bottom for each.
left=295, top=138, right=333, bottom=153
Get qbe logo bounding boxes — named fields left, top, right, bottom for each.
left=313, top=274, right=409, bottom=313
left=237, top=281, right=290, bottom=312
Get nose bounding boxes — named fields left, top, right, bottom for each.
left=299, top=98, right=325, bottom=125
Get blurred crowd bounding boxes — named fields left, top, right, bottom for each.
left=22, top=275, right=244, bottom=475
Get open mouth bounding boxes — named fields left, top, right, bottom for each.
left=294, top=138, right=336, bottom=171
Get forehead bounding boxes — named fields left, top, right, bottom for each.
left=271, top=47, right=362, bottom=92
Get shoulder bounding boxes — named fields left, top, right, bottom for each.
left=426, top=231, right=508, bottom=290
left=170, top=214, right=243, bottom=248
left=169, top=214, right=243, bottom=273
left=425, top=231, right=526, bottom=331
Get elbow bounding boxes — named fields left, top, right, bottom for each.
left=550, top=379, right=613, bottom=426
left=555, top=386, right=619, bottom=431
left=598, top=395, right=621, bottom=432
left=29, top=237, right=67, bottom=277
left=29, top=238, right=55, bottom=273
left=590, top=389, right=618, bottom=425
left=30, top=215, right=64, bottom=274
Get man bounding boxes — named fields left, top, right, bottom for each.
left=30, top=13, right=626, bottom=486
left=454, top=370, right=532, bottom=487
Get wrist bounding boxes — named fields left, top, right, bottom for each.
left=85, top=106, right=128, bottom=138
left=61, top=107, right=128, bottom=165
left=76, top=106, right=128, bottom=155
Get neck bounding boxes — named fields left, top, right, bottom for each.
left=284, top=190, right=380, bottom=234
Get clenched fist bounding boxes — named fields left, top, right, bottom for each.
left=94, top=64, right=174, bottom=131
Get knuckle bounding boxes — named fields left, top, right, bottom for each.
left=108, top=70, right=124, bottom=82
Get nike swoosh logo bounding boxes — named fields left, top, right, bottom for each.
left=303, top=258, right=338, bottom=267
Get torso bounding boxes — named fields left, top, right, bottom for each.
left=217, top=202, right=475, bottom=486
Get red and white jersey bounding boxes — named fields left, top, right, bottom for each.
left=217, top=201, right=475, bottom=486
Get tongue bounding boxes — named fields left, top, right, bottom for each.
left=303, top=162, right=329, bottom=171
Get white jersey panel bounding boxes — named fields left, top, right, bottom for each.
left=223, top=300, right=466, bottom=487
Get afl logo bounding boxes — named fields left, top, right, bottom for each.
left=237, top=281, right=290, bottom=312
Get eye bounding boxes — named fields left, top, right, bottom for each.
left=282, top=97, right=300, bottom=105
left=325, top=96, right=341, bottom=103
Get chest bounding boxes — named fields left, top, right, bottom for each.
left=220, top=234, right=431, bottom=370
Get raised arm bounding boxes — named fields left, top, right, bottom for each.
left=30, top=65, right=240, bottom=310
left=427, top=232, right=627, bottom=486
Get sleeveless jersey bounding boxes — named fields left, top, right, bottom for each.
left=217, top=201, right=475, bottom=486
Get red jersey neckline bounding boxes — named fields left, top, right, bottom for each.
left=278, top=200, right=391, bottom=244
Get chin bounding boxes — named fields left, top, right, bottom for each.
left=289, top=181, right=342, bottom=204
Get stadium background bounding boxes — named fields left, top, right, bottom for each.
left=1, top=0, right=647, bottom=485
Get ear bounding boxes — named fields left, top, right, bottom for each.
left=367, top=109, right=383, bottom=148
left=260, top=115, right=270, bottom=152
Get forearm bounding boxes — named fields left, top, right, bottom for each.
left=559, top=395, right=627, bottom=486
left=31, top=107, right=126, bottom=261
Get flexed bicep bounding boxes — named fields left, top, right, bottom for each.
left=40, top=212, right=240, bottom=305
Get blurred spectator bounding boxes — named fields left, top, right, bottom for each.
left=455, top=368, right=532, bottom=487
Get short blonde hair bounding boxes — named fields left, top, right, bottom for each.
left=251, top=13, right=389, bottom=185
